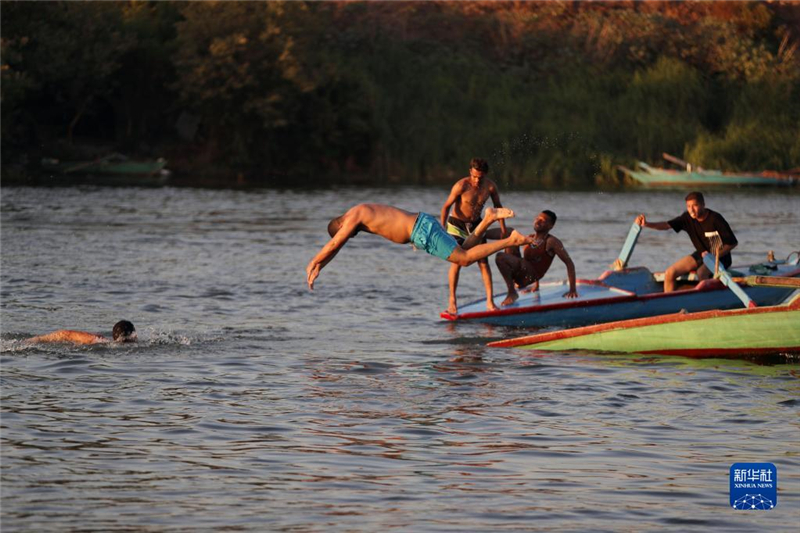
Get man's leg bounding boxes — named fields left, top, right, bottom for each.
left=696, top=262, right=713, bottom=280
left=448, top=230, right=531, bottom=267
left=447, top=263, right=461, bottom=315
left=495, top=252, right=522, bottom=306
left=477, top=258, right=497, bottom=311
left=664, top=255, right=698, bottom=293
left=461, top=208, right=514, bottom=248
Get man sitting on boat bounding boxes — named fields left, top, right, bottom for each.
left=495, top=210, right=578, bottom=306
left=27, top=320, right=137, bottom=345
left=306, top=204, right=532, bottom=290
left=635, top=191, right=738, bottom=292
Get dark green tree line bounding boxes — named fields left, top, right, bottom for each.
left=3, top=1, right=798, bottom=186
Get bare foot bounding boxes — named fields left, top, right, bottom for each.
left=519, top=280, right=539, bottom=294
left=484, top=207, right=515, bottom=222
left=486, top=299, right=498, bottom=312
left=508, top=229, right=533, bottom=247
left=446, top=300, right=458, bottom=315
left=500, top=291, right=519, bottom=306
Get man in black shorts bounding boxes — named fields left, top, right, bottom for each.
left=635, top=191, right=738, bottom=292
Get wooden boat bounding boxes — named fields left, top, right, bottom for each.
left=441, top=256, right=800, bottom=328
left=487, top=287, right=800, bottom=359
left=41, top=155, right=168, bottom=177
left=618, top=153, right=798, bottom=188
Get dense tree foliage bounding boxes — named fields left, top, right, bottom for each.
left=3, top=1, right=799, bottom=186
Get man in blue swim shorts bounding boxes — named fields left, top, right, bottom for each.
left=306, top=204, right=530, bottom=290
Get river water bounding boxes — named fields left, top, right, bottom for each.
left=2, top=185, right=798, bottom=531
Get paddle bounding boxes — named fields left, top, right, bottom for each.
left=702, top=253, right=756, bottom=308
left=611, top=221, right=642, bottom=271
left=731, top=276, right=800, bottom=289
left=662, top=152, right=690, bottom=169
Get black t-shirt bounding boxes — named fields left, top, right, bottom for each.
left=668, top=209, right=737, bottom=263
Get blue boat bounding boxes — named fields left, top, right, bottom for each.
left=441, top=257, right=800, bottom=328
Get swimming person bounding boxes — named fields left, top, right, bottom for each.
left=635, top=191, right=738, bottom=292
left=306, top=204, right=531, bottom=290
left=440, top=157, right=508, bottom=315
left=495, top=210, right=578, bottom=305
left=27, top=320, right=137, bottom=345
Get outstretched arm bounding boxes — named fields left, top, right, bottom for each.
left=306, top=219, right=359, bottom=290
left=635, top=214, right=671, bottom=231
left=489, top=183, right=508, bottom=236
left=552, top=239, right=578, bottom=298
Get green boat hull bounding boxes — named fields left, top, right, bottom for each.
left=490, top=294, right=800, bottom=358
left=42, top=158, right=167, bottom=176
left=620, top=164, right=798, bottom=188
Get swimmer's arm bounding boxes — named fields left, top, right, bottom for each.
left=27, top=330, right=106, bottom=344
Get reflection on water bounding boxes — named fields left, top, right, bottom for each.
left=2, top=185, right=799, bottom=531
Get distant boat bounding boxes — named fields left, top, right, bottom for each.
left=488, top=283, right=800, bottom=359
left=618, top=153, right=799, bottom=188
left=41, top=154, right=168, bottom=178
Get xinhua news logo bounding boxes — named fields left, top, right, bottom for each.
left=730, top=463, right=777, bottom=510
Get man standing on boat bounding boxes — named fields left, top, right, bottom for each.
left=440, top=158, right=509, bottom=315
left=635, top=191, right=738, bottom=292
left=495, top=210, right=579, bottom=306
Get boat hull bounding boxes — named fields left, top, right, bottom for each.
left=488, top=295, right=800, bottom=358
left=442, top=264, right=800, bottom=328
left=620, top=165, right=798, bottom=188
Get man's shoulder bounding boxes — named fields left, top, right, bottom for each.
left=546, top=234, right=564, bottom=248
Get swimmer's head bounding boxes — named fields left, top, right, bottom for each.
left=112, top=320, right=137, bottom=342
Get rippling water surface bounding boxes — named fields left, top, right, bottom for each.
left=2, top=185, right=799, bottom=531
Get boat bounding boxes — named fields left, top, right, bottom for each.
left=41, top=154, right=168, bottom=178
left=618, top=153, right=799, bottom=188
left=441, top=253, right=800, bottom=328
left=487, top=279, right=800, bottom=359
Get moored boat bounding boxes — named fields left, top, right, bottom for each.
left=487, top=288, right=800, bottom=359
left=41, top=154, right=168, bottom=177
left=618, top=153, right=798, bottom=188
left=441, top=255, right=800, bottom=328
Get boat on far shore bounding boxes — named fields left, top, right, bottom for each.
left=618, top=153, right=799, bottom=188
left=40, top=154, right=169, bottom=183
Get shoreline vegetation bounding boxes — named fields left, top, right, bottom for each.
left=3, top=1, right=799, bottom=188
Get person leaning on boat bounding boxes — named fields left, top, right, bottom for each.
left=495, top=210, right=579, bottom=305
left=635, top=191, right=738, bottom=293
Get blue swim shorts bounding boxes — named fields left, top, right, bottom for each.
left=410, top=213, right=458, bottom=261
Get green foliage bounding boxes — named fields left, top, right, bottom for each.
left=3, top=1, right=799, bottom=184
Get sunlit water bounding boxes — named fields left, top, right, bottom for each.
left=2, top=185, right=799, bottom=531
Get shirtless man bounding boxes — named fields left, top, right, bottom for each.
left=495, top=210, right=578, bottom=305
left=441, top=158, right=508, bottom=315
left=306, top=204, right=531, bottom=290
left=635, top=191, right=737, bottom=293
left=27, top=320, right=137, bottom=345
